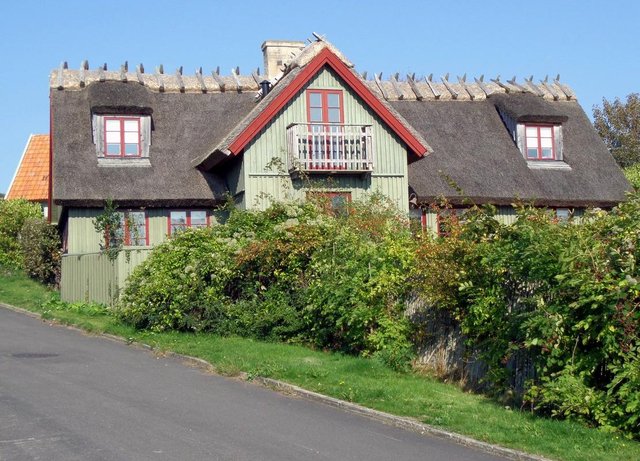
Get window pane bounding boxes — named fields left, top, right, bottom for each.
left=539, top=127, right=552, bottom=137
left=124, top=131, right=138, bottom=143
left=191, top=211, right=207, bottom=227
left=106, top=131, right=121, bottom=143
left=309, top=107, right=323, bottom=122
left=309, top=93, right=322, bottom=107
left=124, top=120, right=138, bottom=132
left=525, top=127, right=538, bottom=137
left=328, top=108, right=341, bottom=123
left=170, top=211, right=187, bottom=234
left=106, top=119, right=120, bottom=131
left=327, top=93, right=340, bottom=108
left=124, top=143, right=138, bottom=155
left=527, top=148, right=538, bottom=159
left=171, top=211, right=187, bottom=224
left=541, top=137, right=553, bottom=148
left=106, top=143, right=121, bottom=155
left=527, top=136, right=538, bottom=148
left=128, top=211, right=146, bottom=245
left=541, top=148, right=553, bottom=159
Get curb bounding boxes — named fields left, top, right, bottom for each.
left=1, top=302, right=551, bottom=461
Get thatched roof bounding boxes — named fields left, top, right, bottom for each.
left=52, top=81, right=256, bottom=207
left=395, top=95, right=630, bottom=207
left=51, top=39, right=629, bottom=209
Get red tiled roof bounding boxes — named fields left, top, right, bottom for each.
left=6, top=134, right=50, bottom=201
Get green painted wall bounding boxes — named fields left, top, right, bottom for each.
left=241, top=67, right=410, bottom=212
left=62, top=207, right=223, bottom=304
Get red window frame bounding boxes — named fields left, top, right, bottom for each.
left=167, top=210, right=210, bottom=235
left=103, top=211, right=149, bottom=248
left=306, top=89, right=345, bottom=170
left=306, top=89, right=344, bottom=124
left=124, top=211, right=149, bottom=246
left=104, top=116, right=141, bottom=157
left=307, top=191, right=351, bottom=215
left=524, top=124, right=555, bottom=160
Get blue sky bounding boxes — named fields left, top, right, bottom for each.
left=1, top=0, right=638, bottom=194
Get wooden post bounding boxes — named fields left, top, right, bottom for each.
left=406, top=74, right=424, bottom=100
left=196, top=67, right=207, bottom=93
left=424, top=74, right=440, bottom=99
left=373, top=73, right=390, bottom=100
left=211, top=67, right=226, bottom=92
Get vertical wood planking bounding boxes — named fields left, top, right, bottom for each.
left=243, top=67, right=409, bottom=210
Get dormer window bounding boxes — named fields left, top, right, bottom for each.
left=92, top=113, right=151, bottom=166
left=105, top=116, right=141, bottom=157
left=525, top=125, right=555, bottom=160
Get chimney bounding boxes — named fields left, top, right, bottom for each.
left=261, top=40, right=306, bottom=80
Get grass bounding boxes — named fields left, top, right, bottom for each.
left=1, top=268, right=638, bottom=461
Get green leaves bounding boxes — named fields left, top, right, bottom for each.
left=415, top=196, right=640, bottom=438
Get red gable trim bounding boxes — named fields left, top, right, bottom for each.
left=227, top=47, right=428, bottom=157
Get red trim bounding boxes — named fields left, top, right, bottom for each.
left=306, top=89, right=345, bottom=170
left=145, top=213, right=150, bottom=246
left=524, top=124, right=555, bottom=160
left=420, top=210, right=426, bottom=230
left=121, top=210, right=148, bottom=246
left=48, top=95, right=53, bottom=223
left=104, top=116, right=141, bottom=158
left=227, top=47, right=428, bottom=157
left=168, top=210, right=209, bottom=235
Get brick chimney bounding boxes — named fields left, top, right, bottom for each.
left=261, top=40, right=305, bottom=80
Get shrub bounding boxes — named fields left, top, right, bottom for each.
left=20, top=218, right=61, bottom=286
left=0, top=199, right=42, bottom=268
left=414, top=197, right=640, bottom=438
left=117, top=197, right=418, bottom=370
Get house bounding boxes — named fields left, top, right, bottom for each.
left=6, top=134, right=51, bottom=219
left=50, top=36, right=629, bottom=304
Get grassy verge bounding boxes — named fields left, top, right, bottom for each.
left=1, top=269, right=638, bottom=461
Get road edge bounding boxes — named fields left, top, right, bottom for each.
left=0, top=302, right=551, bottom=461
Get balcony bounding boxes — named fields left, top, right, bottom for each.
left=286, top=123, right=374, bottom=174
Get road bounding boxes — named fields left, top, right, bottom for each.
left=0, top=307, right=506, bottom=461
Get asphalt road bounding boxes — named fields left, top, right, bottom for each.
left=0, top=307, right=507, bottom=461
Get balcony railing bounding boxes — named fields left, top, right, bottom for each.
left=286, top=123, right=374, bottom=173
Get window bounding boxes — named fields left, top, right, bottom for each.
left=105, top=117, right=141, bottom=157
left=307, top=90, right=343, bottom=124
left=169, top=210, right=209, bottom=235
left=92, top=114, right=151, bottom=161
left=525, top=125, right=555, bottom=160
left=122, top=211, right=148, bottom=246
left=306, top=90, right=345, bottom=170
left=555, top=208, right=572, bottom=222
left=307, top=192, right=351, bottom=216
left=105, top=211, right=148, bottom=247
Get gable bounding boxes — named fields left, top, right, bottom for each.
left=197, top=47, right=430, bottom=170
left=6, top=134, right=50, bottom=202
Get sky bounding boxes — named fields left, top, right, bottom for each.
left=1, top=0, right=638, bottom=194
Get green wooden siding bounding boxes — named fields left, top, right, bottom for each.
left=241, top=67, right=410, bottom=212
left=60, top=250, right=153, bottom=304
left=62, top=207, right=223, bottom=304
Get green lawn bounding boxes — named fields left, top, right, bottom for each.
left=1, top=268, right=638, bottom=461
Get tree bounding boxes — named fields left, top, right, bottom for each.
left=593, top=93, right=640, bottom=167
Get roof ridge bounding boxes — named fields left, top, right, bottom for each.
left=51, top=61, right=263, bottom=93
